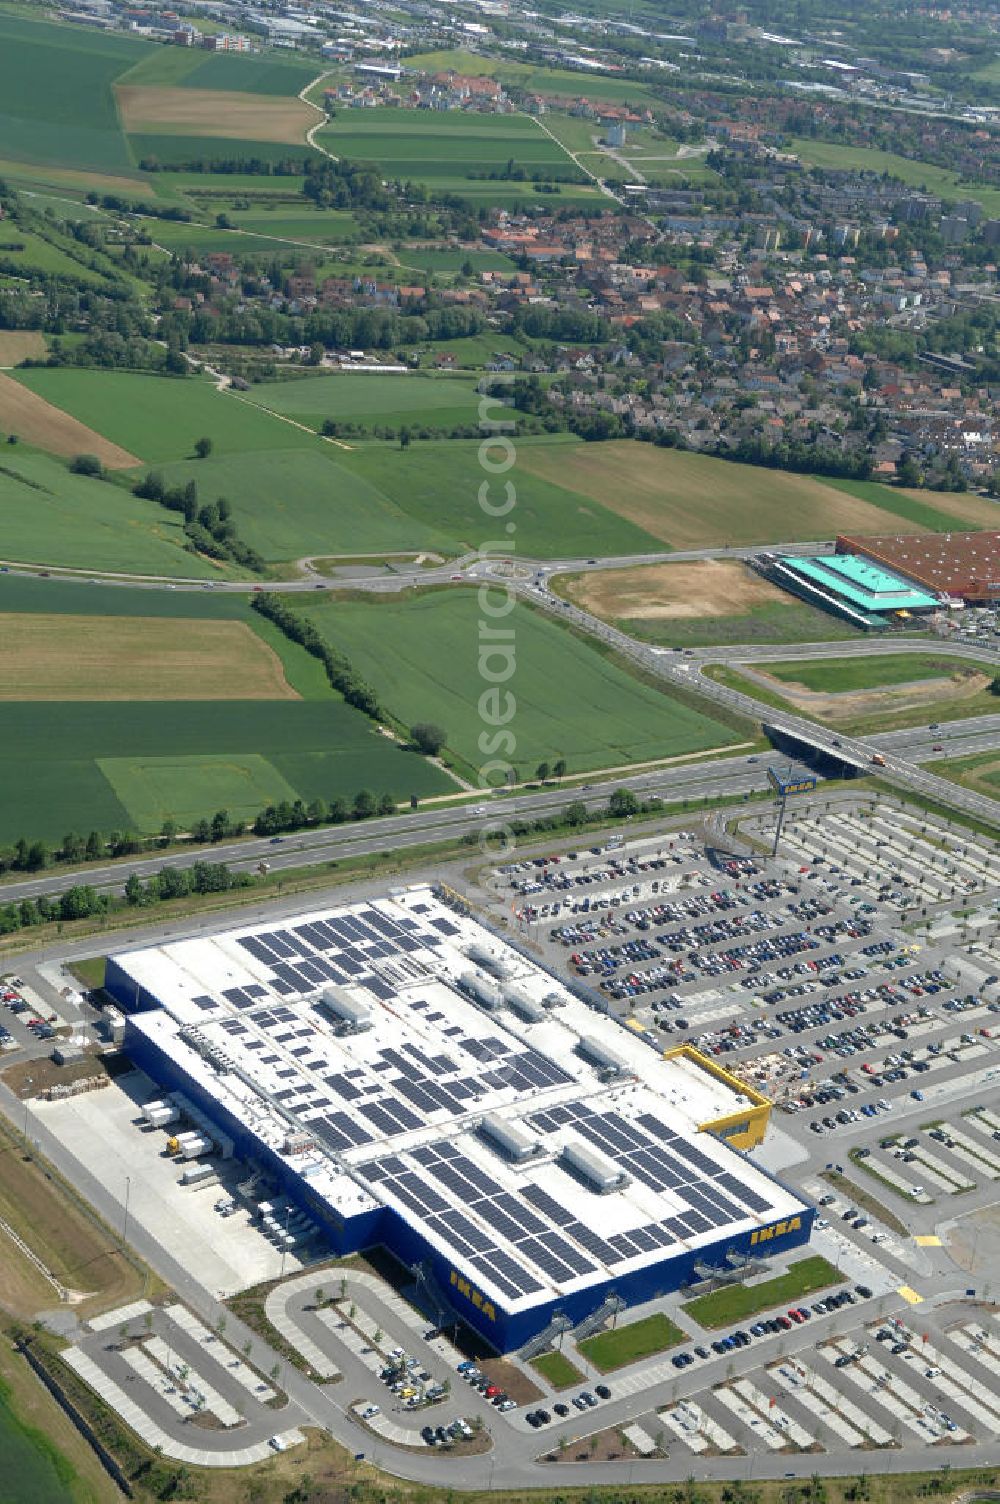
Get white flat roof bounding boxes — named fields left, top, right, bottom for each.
left=117, top=886, right=804, bottom=1314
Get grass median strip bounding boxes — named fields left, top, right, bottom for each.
left=820, top=1169, right=911, bottom=1236
left=529, top=1350, right=584, bottom=1390
left=680, top=1255, right=841, bottom=1329
left=577, top=1313, right=686, bottom=1372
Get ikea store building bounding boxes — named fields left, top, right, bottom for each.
left=105, top=885, right=813, bottom=1352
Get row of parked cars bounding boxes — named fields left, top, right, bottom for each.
left=456, top=1361, right=516, bottom=1412
left=526, top=1385, right=612, bottom=1427
left=1, top=983, right=56, bottom=1042
left=420, top=1418, right=474, bottom=1447
left=670, top=1286, right=873, bottom=1369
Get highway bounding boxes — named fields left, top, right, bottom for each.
left=511, top=574, right=1000, bottom=830
left=0, top=715, right=991, bottom=909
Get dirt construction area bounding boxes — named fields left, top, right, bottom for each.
left=0, top=372, right=140, bottom=468
left=116, top=86, right=315, bottom=144
left=561, top=559, right=790, bottom=620
left=754, top=663, right=992, bottom=725
left=0, top=614, right=299, bottom=700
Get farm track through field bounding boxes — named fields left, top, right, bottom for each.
left=302, top=68, right=338, bottom=162
left=524, top=110, right=619, bottom=200
left=221, top=383, right=355, bottom=449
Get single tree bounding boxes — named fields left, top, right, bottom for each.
left=70, top=453, right=103, bottom=477
left=410, top=722, right=446, bottom=755
left=535, top=761, right=550, bottom=783
left=352, top=789, right=376, bottom=820
left=194, top=436, right=213, bottom=459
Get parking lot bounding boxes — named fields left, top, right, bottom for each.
left=474, top=797, right=1000, bottom=1461
left=62, top=1298, right=305, bottom=1467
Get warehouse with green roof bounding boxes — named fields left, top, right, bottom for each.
left=759, top=552, right=939, bottom=629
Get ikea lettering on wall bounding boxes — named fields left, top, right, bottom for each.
left=450, top=1269, right=497, bottom=1321
left=750, top=1215, right=802, bottom=1246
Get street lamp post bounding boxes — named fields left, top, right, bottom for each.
left=121, top=1174, right=131, bottom=1250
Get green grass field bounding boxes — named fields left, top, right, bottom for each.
left=336, top=438, right=661, bottom=557
left=587, top=600, right=863, bottom=651
left=0, top=699, right=451, bottom=842
left=155, top=446, right=452, bottom=562
left=145, top=211, right=361, bottom=257
left=820, top=477, right=1000, bottom=534
left=13, top=369, right=312, bottom=463
left=789, top=138, right=1000, bottom=216
left=763, top=653, right=989, bottom=693
left=156, top=170, right=307, bottom=199
left=98, top=751, right=302, bottom=829
left=317, top=107, right=599, bottom=203
left=680, top=1256, right=841, bottom=1329
left=243, top=371, right=494, bottom=430
left=394, top=247, right=517, bottom=275
left=0, top=14, right=152, bottom=172
left=128, top=135, right=318, bottom=169
left=932, top=749, right=1000, bottom=799
left=143, top=220, right=316, bottom=255
left=518, top=440, right=1000, bottom=549
left=0, top=451, right=222, bottom=576
left=577, top=1313, right=686, bottom=1372
left=301, top=590, right=736, bottom=774
left=117, top=46, right=318, bottom=95
left=0, top=219, right=114, bottom=284
left=529, top=1351, right=584, bottom=1389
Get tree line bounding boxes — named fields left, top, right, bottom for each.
left=0, top=861, right=252, bottom=936
left=132, top=468, right=266, bottom=573
left=251, top=593, right=381, bottom=719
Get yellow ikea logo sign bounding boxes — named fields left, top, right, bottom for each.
left=750, top=1216, right=801, bottom=1246
left=450, top=1270, right=496, bottom=1321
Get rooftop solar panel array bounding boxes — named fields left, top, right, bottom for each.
left=528, top=1099, right=765, bottom=1232
left=131, top=890, right=798, bottom=1317
left=233, top=901, right=442, bottom=1001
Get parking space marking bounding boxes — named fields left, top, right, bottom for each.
left=659, top=1398, right=740, bottom=1455
left=714, top=1384, right=789, bottom=1450
left=770, top=1357, right=891, bottom=1446
left=914, top=1236, right=941, bottom=1247
left=897, top=1286, right=924, bottom=1304
left=164, top=1304, right=277, bottom=1404
left=63, top=1348, right=304, bottom=1466
left=623, top=1421, right=658, bottom=1455
left=87, top=1299, right=153, bottom=1333
left=822, top=1341, right=968, bottom=1444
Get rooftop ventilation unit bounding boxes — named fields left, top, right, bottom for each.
left=478, top=1113, right=542, bottom=1164
left=560, top=1138, right=630, bottom=1195
left=504, top=984, right=546, bottom=1023
left=316, top=985, right=372, bottom=1033
left=577, top=1034, right=628, bottom=1078
left=459, top=970, right=503, bottom=1010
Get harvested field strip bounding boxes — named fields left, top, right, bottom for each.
left=517, top=441, right=966, bottom=549
left=0, top=332, right=47, bottom=366
left=0, top=614, right=299, bottom=700
left=0, top=373, right=139, bottom=468
left=116, top=85, right=314, bottom=144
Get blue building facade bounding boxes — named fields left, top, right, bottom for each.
left=124, top=1010, right=815, bottom=1353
